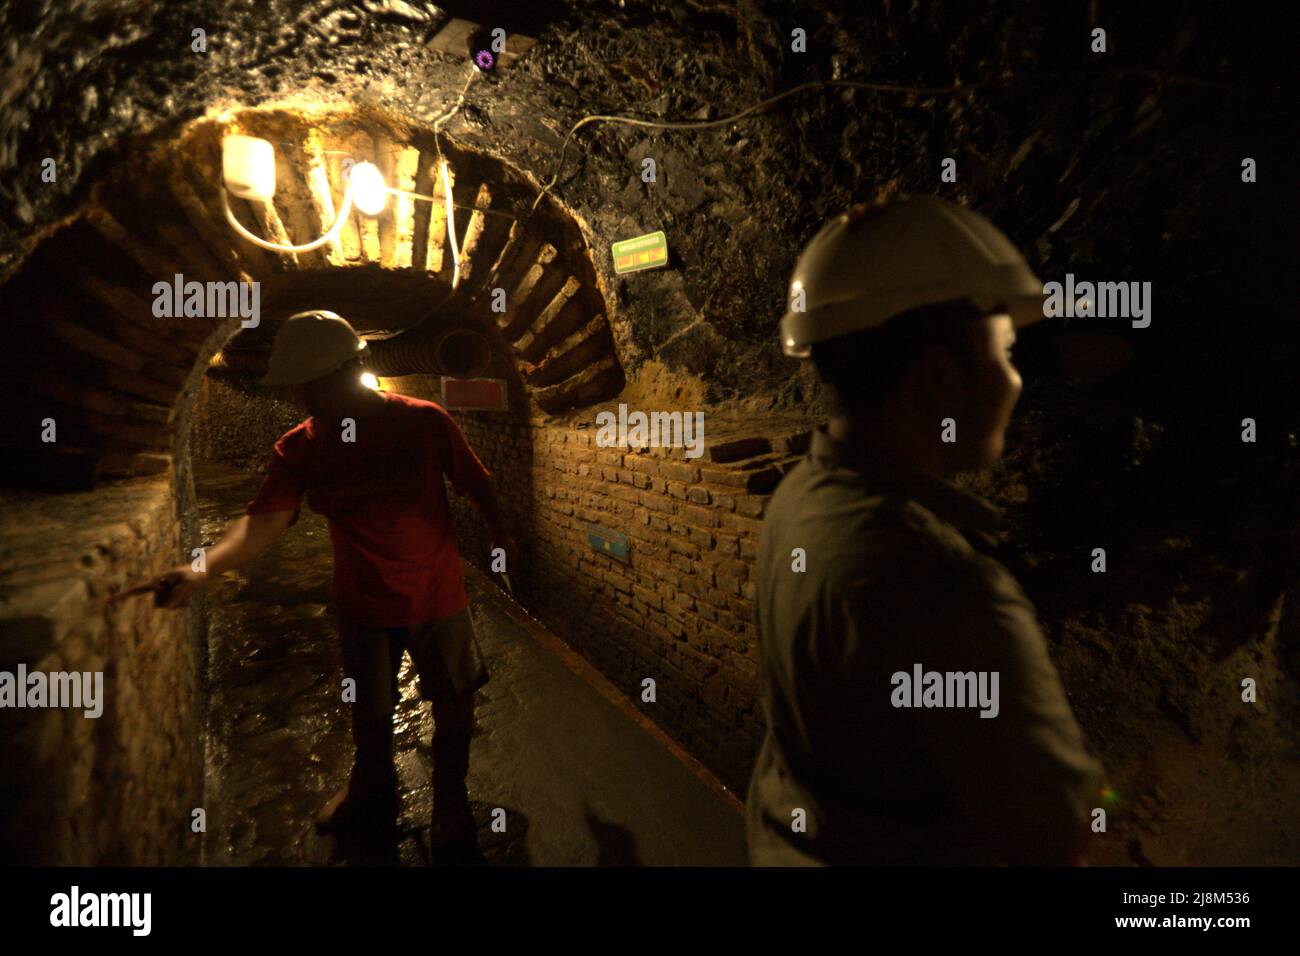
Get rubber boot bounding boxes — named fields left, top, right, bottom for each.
left=430, top=693, right=477, bottom=859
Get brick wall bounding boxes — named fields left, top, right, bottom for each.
left=0, top=476, right=205, bottom=864
left=420, top=375, right=812, bottom=794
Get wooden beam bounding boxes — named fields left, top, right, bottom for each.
left=392, top=145, right=421, bottom=269
left=302, top=131, right=348, bottom=267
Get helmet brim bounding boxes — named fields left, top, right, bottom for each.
left=781, top=291, right=1051, bottom=357
left=1004, top=292, right=1050, bottom=329
left=259, top=341, right=369, bottom=387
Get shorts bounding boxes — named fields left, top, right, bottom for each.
left=337, top=608, right=490, bottom=709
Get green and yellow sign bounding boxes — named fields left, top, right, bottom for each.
left=612, top=230, right=668, bottom=274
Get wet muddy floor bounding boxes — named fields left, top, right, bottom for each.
left=196, top=463, right=747, bottom=866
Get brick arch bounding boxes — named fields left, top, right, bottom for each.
left=0, top=103, right=625, bottom=491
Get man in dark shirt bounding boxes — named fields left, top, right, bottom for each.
left=749, top=197, right=1104, bottom=865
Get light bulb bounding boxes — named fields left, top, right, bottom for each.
left=223, top=135, right=276, bottom=201
left=350, top=162, right=388, bottom=216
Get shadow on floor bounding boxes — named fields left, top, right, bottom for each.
left=584, top=806, right=641, bottom=867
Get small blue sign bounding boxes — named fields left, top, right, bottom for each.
left=587, top=524, right=630, bottom=564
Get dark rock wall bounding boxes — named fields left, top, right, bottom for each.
left=192, top=377, right=305, bottom=467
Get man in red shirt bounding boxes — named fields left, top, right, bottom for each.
left=150, top=310, right=516, bottom=858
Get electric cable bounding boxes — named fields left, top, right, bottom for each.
left=526, top=69, right=1233, bottom=217
left=423, top=64, right=480, bottom=304
left=440, top=157, right=462, bottom=290
left=222, top=177, right=355, bottom=253
left=449, top=67, right=1222, bottom=324
left=423, top=78, right=986, bottom=326
left=528, top=77, right=992, bottom=215
left=382, top=66, right=1232, bottom=334
left=412, top=76, right=993, bottom=332
left=432, top=64, right=479, bottom=161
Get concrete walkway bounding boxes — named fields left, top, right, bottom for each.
left=196, top=464, right=747, bottom=866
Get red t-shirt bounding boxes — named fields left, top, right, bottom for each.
left=245, top=391, right=490, bottom=628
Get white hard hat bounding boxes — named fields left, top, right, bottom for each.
left=261, top=310, right=369, bottom=386
left=780, top=196, right=1046, bottom=358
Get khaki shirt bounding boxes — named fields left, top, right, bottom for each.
left=747, top=427, right=1105, bottom=865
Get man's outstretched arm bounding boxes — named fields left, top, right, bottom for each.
left=464, top=475, right=518, bottom=569
left=148, top=509, right=298, bottom=608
